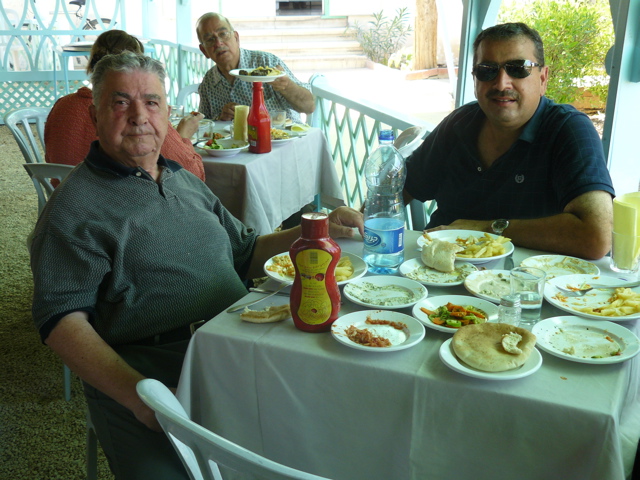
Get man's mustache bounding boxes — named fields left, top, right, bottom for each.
left=486, top=90, right=519, bottom=101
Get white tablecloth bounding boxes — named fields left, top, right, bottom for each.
left=200, top=126, right=343, bottom=234
left=177, top=231, right=640, bottom=480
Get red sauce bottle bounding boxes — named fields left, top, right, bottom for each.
left=247, top=82, right=271, bottom=153
left=289, top=212, right=341, bottom=332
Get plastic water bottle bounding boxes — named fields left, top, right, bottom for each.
left=363, top=130, right=407, bottom=274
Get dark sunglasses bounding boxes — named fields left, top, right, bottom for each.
left=472, top=60, right=541, bottom=82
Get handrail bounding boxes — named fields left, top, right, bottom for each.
left=310, top=74, right=436, bottom=230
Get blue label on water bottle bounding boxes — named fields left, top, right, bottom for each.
left=364, top=222, right=404, bottom=254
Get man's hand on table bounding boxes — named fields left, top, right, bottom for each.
left=218, top=102, right=237, bottom=121
left=175, top=111, right=204, bottom=140
left=329, top=206, right=364, bottom=238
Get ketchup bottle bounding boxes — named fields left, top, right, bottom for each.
left=289, top=212, right=341, bottom=332
left=247, top=82, right=271, bottom=153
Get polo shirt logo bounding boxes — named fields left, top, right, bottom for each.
left=515, top=174, right=525, bottom=184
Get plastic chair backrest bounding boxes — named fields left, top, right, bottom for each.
left=4, top=107, right=51, bottom=164
left=136, top=379, right=331, bottom=480
left=22, top=163, right=75, bottom=214
left=176, top=84, right=200, bottom=113
left=394, top=126, right=426, bottom=158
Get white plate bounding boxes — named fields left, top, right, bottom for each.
left=545, top=274, right=640, bottom=321
left=331, top=310, right=425, bottom=352
left=439, top=338, right=543, bottom=380
left=196, top=139, right=249, bottom=157
left=464, top=270, right=512, bottom=303
left=417, top=230, right=514, bottom=265
left=230, top=68, right=286, bottom=82
left=343, top=276, right=428, bottom=310
left=520, top=255, right=600, bottom=279
left=287, top=124, right=310, bottom=136
left=532, top=316, right=640, bottom=364
left=412, top=295, right=499, bottom=333
left=271, top=136, right=298, bottom=145
left=399, top=258, right=477, bottom=286
left=263, top=252, right=367, bottom=286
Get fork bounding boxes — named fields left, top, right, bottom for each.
left=555, top=280, right=640, bottom=297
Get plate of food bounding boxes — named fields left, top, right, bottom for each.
left=544, top=274, right=640, bottom=321
left=230, top=67, right=285, bottom=82
left=399, top=258, right=477, bottom=286
left=412, top=295, right=498, bottom=333
left=271, top=128, right=298, bottom=144
left=263, top=252, right=366, bottom=286
left=520, top=255, right=600, bottom=279
left=331, top=310, right=425, bottom=352
left=417, top=230, right=514, bottom=265
left=343, top=277, right=428, bottom=310
left=288, top=123, right=311, bottom=135
left=197, top=138, right=249, bottom=157
left=532, top=316, right=640, bottom=364
left=439, top=323, right=542, bottom=380
left=464, top=270, right=512, bottom=303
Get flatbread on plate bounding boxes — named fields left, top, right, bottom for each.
left=452, top=323, right=537, bottom=372
left=421, top=238, right=463, bottom=272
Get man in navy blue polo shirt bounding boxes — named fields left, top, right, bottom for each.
left=404, top=22, right=614, bottom=260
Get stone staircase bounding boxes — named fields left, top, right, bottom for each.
left=230, top=16, right=367, bottom=72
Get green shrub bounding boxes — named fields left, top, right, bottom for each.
left=498, top=0, right=613, bottom=105
left=345, top=8, right=413, bottom=66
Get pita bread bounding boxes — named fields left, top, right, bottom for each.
left=240, top=304, right=291, bottom=323
left=452, top=323, right=537, bottom=372
left=421, top=238, right=463, bottom=272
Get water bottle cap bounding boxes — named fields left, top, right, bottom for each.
left=379, top=130, right=395, bottom=142
left=500, top=294, right=521, bottom=308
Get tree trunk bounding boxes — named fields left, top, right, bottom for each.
left=414, top=0, right=438, bottom=70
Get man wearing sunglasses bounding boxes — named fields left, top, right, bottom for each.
left=403, top=22, right=614, bottom=260
left=195, top=12, right=315, bottom=123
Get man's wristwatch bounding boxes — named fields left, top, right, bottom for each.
left=491, top=219, right=509, bottom=236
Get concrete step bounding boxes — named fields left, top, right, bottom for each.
left=242, top=40, right=363, bottom=57
left=284, top=54, right=368, bottom=72
left=230, top=16, right=347, bottom=30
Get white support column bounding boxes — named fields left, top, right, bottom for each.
left=602, top=0, right=640, bottom=195
left=456, top=0, right=501, bottom=108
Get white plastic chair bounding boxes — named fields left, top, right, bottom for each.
left=4, top=107, right=51, bottom=164
left=176, top=84, right=200, bottom=114
left=22, top=163, right=75, bottom=214
left=137, top=378, right=331, bottom=480
left=394, top=126, right=435, bottom=231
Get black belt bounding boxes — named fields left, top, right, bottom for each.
left=133, top=320, right=206, bottom=346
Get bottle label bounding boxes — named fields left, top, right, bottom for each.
left=294, top=249, right=335, bottom=325
left=363, top=219, right=404, bottom=254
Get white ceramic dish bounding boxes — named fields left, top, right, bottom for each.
left=412, top=295, right=499, bottom=334
left=399, top=258, right=477, bottom=286
left=544, top=274, right=640, bottom=321
left=417, top=229, right=514, bottom=265
left=520, top=255, right=600, bottom=279
left=463, top=270, right=512, bottom=303
left=287, top=123, right=310, bottom=135
left=263, top=252, right=367, bottom=286
left=532, top=315, right=640, bottom=364
left=343, top=276, right=428, bottom=310
left=230, top=68, right=285, bottom=82
left=331, top=310, right=425, bottom=352
left=271, top=136, right=298, bottom=145
left=439, top=338, right=542, bottom=380
left=196, top=139, right=249, bottom=157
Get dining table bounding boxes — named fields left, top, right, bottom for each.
left=197, top=123, right=344, bottom=235
left=176, top=230, right=640, bottom=480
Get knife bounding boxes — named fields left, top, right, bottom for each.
left=227, top=283, right=289, bottom=313
left=249, top=287, right=291, bottom=297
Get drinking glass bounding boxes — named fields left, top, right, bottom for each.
left=169, top=104, right=184, bottom=125
left=510, top=267, right=546, bottom=328
left=610, top=231, right=640, bottom=275
left=270, top=110, right=286, bottom=129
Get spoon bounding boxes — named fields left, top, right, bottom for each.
left=226, top=283, right=289, bottom=313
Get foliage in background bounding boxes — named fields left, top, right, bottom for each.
left=498, top=0, right=613, bottom=105
left=345, top=8, right=413, bottom=66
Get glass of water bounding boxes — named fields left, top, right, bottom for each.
left=169, top=105, right=184, bottom=125
left=510, top=267, right=546, bottom=328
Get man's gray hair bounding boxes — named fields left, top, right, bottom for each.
left=91, top=51, right=166, bottom=106
left=196, top=12, right=234, bottom=43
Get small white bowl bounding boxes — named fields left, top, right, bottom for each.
left=197, top=138, right=249, bottom=157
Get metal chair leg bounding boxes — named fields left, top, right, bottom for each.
left=63, top=364, right=72, bottom=401
left=86, top=410, right=98, bottom=480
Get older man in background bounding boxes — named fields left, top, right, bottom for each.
left=195, top=12, right=315, bottom=123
